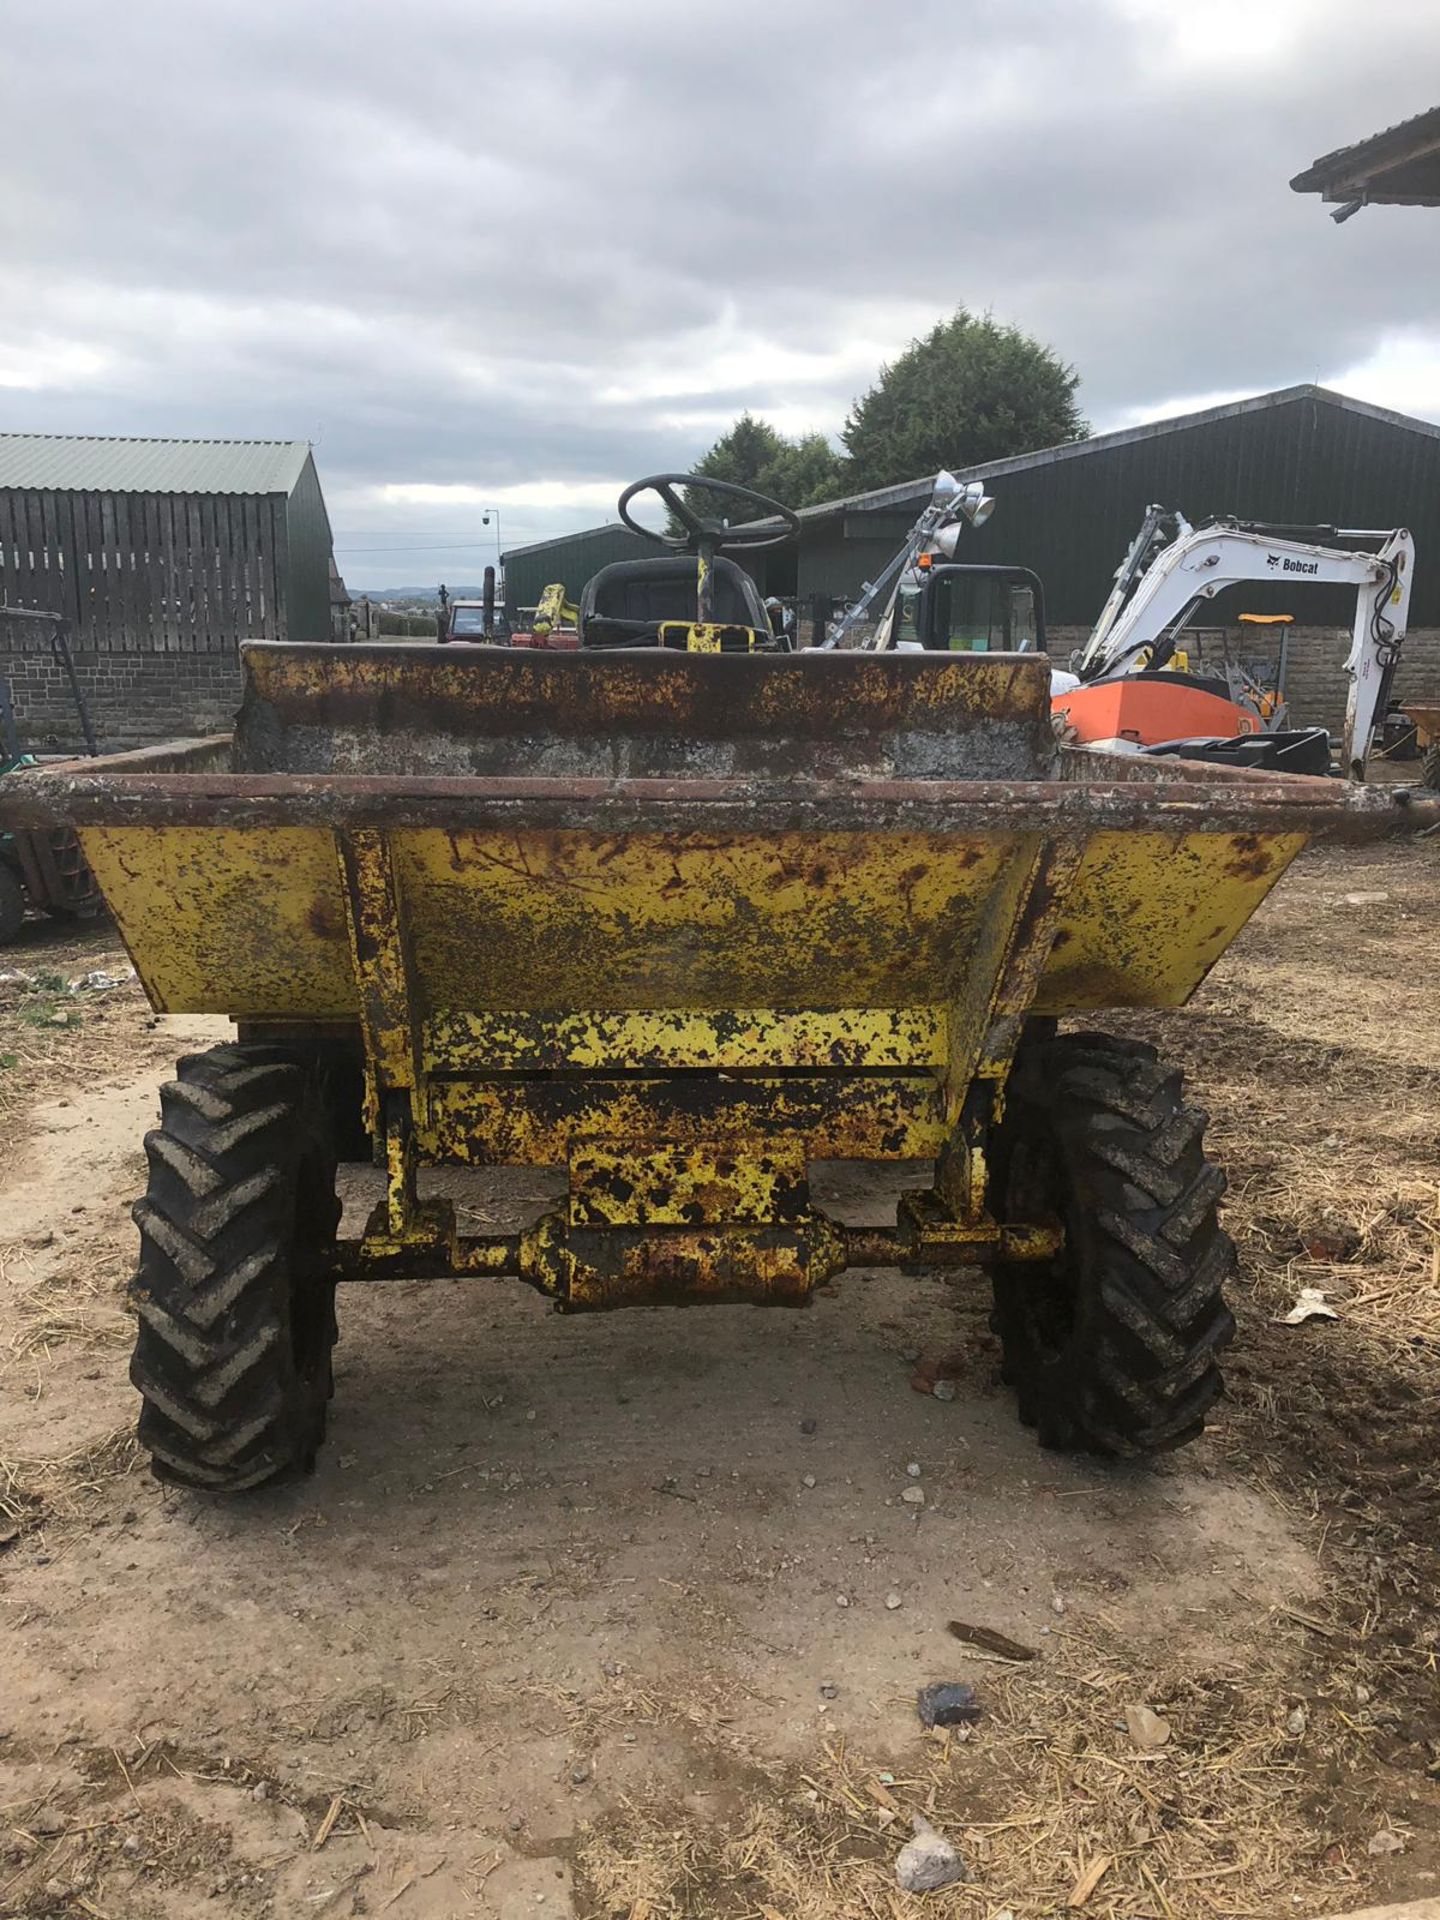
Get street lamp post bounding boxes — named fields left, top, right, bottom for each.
left=481, top=508, right=502, bottom=582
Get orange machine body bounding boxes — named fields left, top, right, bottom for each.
left=1053, top=671, right=1257, bottom=746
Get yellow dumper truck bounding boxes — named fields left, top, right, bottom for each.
left=3, top=473, right=1434, bottom=1492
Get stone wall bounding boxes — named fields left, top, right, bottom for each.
left=9, top=646, right=243, bottom=754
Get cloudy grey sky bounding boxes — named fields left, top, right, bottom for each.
left=4, top=0, right=1439, bottom=588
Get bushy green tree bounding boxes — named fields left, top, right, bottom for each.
left=670, top=414, right=844, bottom=533
left=842, top=309, right=1087, bottom=491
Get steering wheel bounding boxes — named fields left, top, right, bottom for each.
left=617, top=473, right=801, bottom=551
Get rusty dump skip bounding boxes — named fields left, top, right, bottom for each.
left=2, top=638, right=1436, bottom=1313
left=4, top=649, right=1437, bottom=1009
left=1, top=639, right=1431, bottom=1038
left=234, top=643, right=1061, bottom=782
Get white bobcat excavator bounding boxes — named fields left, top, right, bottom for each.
left=1067, top=510, right=1415, bottom=779
left=843, top=484, right=1415, bottom=778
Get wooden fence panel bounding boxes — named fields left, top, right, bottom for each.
left=49, top=494, right=81, bottom=630
left=157, top=493, right=179, bottom=650
left=130, top=494, right=156, bottom=641
left=110, top=490, right=130, bottom=646
left=97, top=490, right=118, bottom=647
left=78, top=492, right=105, bottom=646
left=183, top=493, right=203, bottom=649
left=0, top=493, right=17, bottom=598
left=268, top=496, right=289, bottom=642
left=120, top=492, right=140, bottom=646
left=113, top=490, right=132, bottom=649
left=217, top=495, right=239, bottom=640
left=239, top=494, right=260, bottom=637
left=0, top=487, right=298, bottom=652
left=203, top=494, right=222, bottom=650
left=70, top=492, right=92, bottom=642
left=201, top=494, right=226, bottom=651
left=0, top=494, right=18, bottom=606
left=196, top=493, right=213, bottom=647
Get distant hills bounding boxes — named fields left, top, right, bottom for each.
left=355, top=584, right=496, bottom=604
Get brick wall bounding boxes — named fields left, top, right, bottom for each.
left=1047, top=625, right=1440, bottom=739
left=9, top=646, right=243, bottom=754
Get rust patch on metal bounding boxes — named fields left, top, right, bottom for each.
left=1220, top=832, right=1275, bottom=882
left=307, top=896, right=344, bottom=941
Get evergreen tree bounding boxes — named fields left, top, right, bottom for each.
left=842, top=309, right=1087, bottom=490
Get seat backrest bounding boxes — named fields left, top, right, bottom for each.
left=580, top=554, right=769, bottom=645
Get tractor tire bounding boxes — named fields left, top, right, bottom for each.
left=0, top=863, right=26, bottom=945
left=1422, top=742, right=1440, bottom=791
left=130, top=1043, right=341, bottom=1492
left=989, top=1030, right=1235, bottom=1456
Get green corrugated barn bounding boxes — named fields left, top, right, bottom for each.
left=502, top=523, right=656, bottom=619
left=773, top=385, right=1440, bottom=629
left=0, top=433, right=337, bottom=751
left=503, top=386, right=1440, bottom=636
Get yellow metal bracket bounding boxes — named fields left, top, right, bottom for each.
left=944, top=835, right=1086, bottom=1113
left=568, top=1138, right=808, bottom=1228
left=337, top=830, right=421, bottom=1106
left=656, top=620, right=766, bottom=653
left=897, top=1187, right=1062, bottom=1264
left=920, top=836, right=1084, bottom=1246
left=337, top=829, right=437, bottom=1247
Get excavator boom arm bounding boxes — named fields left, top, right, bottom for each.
left=1078, top=523, right=1414, bottom=777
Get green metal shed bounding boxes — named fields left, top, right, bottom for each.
left=0, top=433, right=336, bottom=645
left=0, top=433, right=338, bottom=751
left=501, top=523, right=658, bottom=619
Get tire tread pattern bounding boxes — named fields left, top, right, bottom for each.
left=129, top=1044, right=340, bottom=1492
left=992, top=1030, right=1236, bottom=1457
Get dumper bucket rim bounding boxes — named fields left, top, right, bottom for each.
left=1, top=760, right=1434, bottom=843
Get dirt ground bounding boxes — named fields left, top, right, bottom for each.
left=1, top=834, right=1437, bottom=1920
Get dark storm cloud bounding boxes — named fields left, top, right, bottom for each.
left=3, top=0, right=1439, bottom=583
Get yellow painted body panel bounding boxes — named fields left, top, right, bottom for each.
left=78, top=826, right=356, bottom=1017
left=392, top=829, right=1013, bottom=1011
left=1034, top=830, right=1307, bottom=1010
left=426, top=1006, right=946, bottom=1071
left=421, top=1075, right=947, bottom=1166
left=79, top=822, right=1303, bottom=1037
left=568, top=1139, right=806, bottom=1226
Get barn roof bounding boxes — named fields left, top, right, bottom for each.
left=0, top=434, right=314, bottom=495
left=1291, top=105, right=1440, bottom=207
left=502, top=522, right=643, bottom=561
left=747, top=384, right=1440, bottom=529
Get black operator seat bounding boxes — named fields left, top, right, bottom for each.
left=578, top=554, right=771, bottom=648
